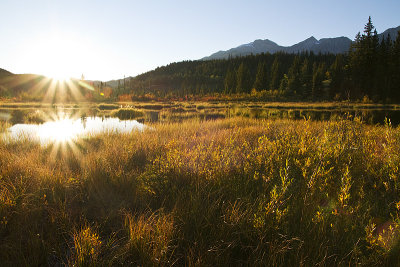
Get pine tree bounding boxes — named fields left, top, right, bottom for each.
left=329, top=54, right=345, bottom=99
left=392, top=30, right=400, bottom=101
left=349, top=17, right=379, bottom=100
left=287, top=56, right=301, bottom=94
left=364, top=16, right=374, bottom=38
left=224, top=67, right=236, bottom=94
left=299, top=58, right=312, bottom=98
left=269, top=56, right=281, bottom=90
left=253, top=61, right=268, bottom=91
left=279, top=74, right=289, bottom=92
left=312, top=63, right=326, bottom=100
left=376, top=35, right=392, bottom=100
left=236, top=62, right=252, bottom=94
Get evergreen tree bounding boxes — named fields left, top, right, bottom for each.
left=392, top=30, right=400, bottom=101
left=224, top=67, right=236, bottom=94
left=349, top=16, right=379, bottom=99
left=236, top=62, right=252, bottom=94
left=279, top=74, right=289, bottom=92
left=329, top=54, right=346, bottom=99
left=376, top=35, right=392, bottom=100
left=253, top=61, right=268, bottom=91
left=299, top=58, right=312, bottom=98
left=287, top=56, right=301, bottom=94
left=312, top=63, right=326, bottom=100
left=269, top=56, right=281, bottom=90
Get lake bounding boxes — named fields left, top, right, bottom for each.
left=2, top=116, right=145, bottom=144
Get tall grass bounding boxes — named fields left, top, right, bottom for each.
left=111, top=108, right=144, bottom=120
left=0, top=117, right=399, bottom=265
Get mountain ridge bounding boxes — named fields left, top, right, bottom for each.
left=202, top=26, right=400, bottom=60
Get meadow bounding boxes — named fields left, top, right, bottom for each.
left=0, top=112, right=400, bottom=265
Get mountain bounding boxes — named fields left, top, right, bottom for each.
left=205, top=39, right=282, bottom=60
left=379, top=26, right=400, bottom=41
left=202, top=26, right=400, bottom=60
left=202, top=36, right=352, bottom=60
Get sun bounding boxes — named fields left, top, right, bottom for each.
left=47, top=73, right=72, bottom=83
left=19, top=31, right=106, bottom=84
left=11, top=31, right=99, bottom=102
left=31, top=32, right=83, bottom=81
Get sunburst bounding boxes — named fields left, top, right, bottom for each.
left=38, top=111, right=84, bottom=161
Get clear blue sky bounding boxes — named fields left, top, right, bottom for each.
left=1, top=0, right=399, bottom=81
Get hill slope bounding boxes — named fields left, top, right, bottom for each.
left=0, top=69, right=102, bottom=102
left=0, top=68, right=13, bottom=79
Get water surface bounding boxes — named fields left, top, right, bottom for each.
left=4, top=117, right=145, bottom=144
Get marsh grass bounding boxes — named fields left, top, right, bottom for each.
left=111, top=108, right=144, bottom=120
left=0, top=117, right=400, bottom=265
left=0, top=120, right=10, bottom=133
left=97, top=104, right=120, bottom=110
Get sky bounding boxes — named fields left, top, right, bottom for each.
left=1, top=0, right=399, bottom=81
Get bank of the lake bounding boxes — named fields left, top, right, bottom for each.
left=2, top=101, right=400, bottom=126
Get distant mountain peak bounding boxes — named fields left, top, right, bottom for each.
left=306, top=36, right=318, bottom=42
left=202, top=26, right=400, bottom=60
left=291, top=36, right=320, bottom=48
left=202, top=35, right=352, bottom=60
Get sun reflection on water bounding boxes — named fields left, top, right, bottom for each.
left=38, top=118, right=83, bottom=143
left=4, top=115, right=145, bottom=145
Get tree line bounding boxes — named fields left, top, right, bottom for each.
left=120, top=17, right=400, bottom=102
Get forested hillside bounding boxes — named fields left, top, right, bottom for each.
left=118, top=18, right=400, bottom=102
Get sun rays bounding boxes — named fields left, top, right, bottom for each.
left=35, top=111, right=84, bottom=161
left=3, top=109, right=146, bottom=162
left=0, top=72, right=95, bottom=103
left=38, top=116, right=82, bottom=143
left=1, top=62, right=135, bottom=162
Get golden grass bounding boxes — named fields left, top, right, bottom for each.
left=0, top=117, right=399, bottom=265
